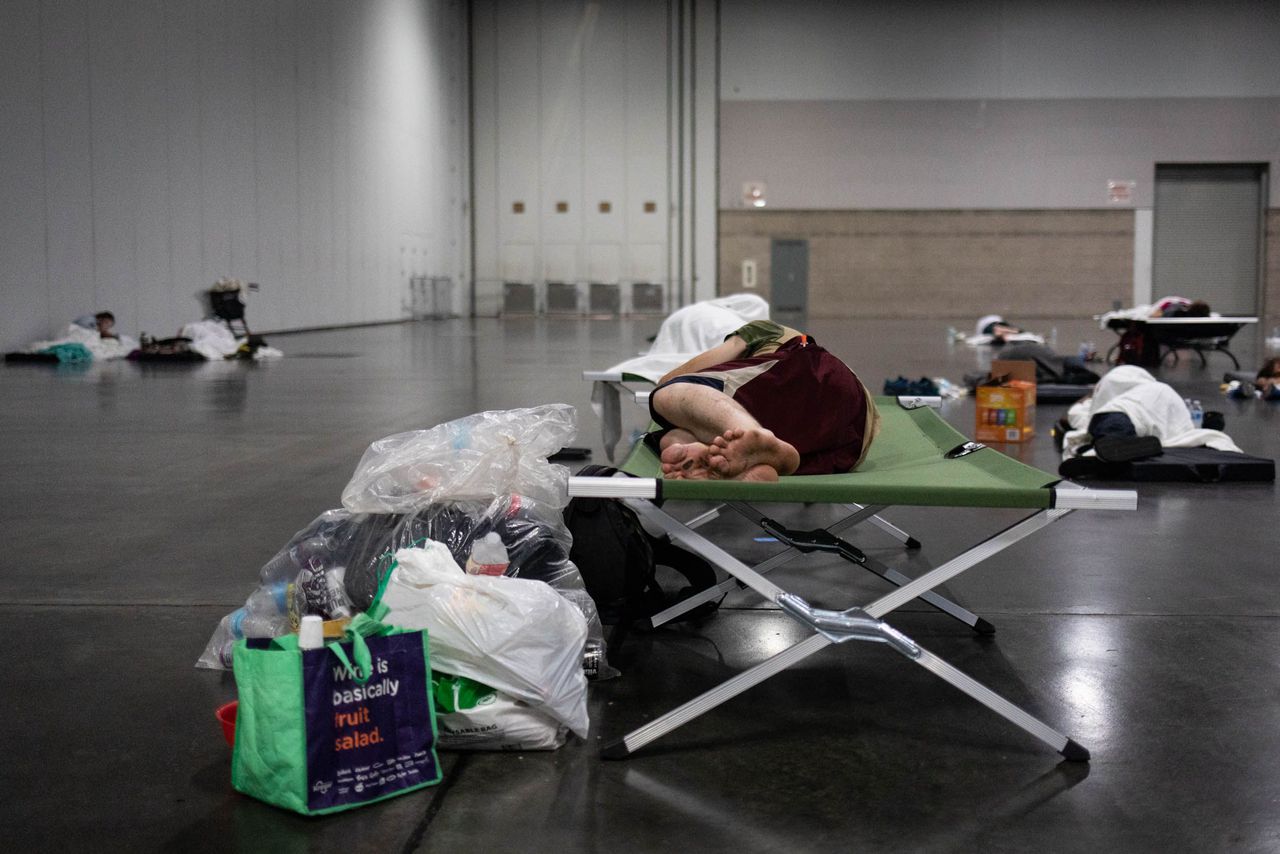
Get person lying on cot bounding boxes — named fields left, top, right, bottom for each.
left=646, top=319, right=880, bottom=482
left=975, top=314, right=1026, bottom=345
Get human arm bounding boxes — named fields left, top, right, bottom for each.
left=658, top=336, right=750, bottom=384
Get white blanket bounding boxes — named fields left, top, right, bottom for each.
left=1062, top=365, right=1241, bottom=460
left=179, top=319, right=284, bottom=360
left=604, top=293, right=770, bottom=382
left=26, top=324, right=139, bottom=361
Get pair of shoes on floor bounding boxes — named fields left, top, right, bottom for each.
left=1093, top=435, right=1162, bottom=463
left=883, top=376, right=940, bottom=396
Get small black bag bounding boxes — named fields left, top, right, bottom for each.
left=564, top=465, right=718, bottom=626
left=1117, top=326, right=1161, bottom=368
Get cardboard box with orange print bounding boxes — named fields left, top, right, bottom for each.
left=975, top=360, right=1036, bottom=443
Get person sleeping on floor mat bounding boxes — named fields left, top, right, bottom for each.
left=1059, top=366, right=1240, bottom=462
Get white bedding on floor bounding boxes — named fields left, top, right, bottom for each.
left=26, top=324, right=139, bottom=361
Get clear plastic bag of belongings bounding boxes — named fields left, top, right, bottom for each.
left=340, top=404, right=577, bottom=513
left=196, top=495, right=615, bottom=679
left=432, top=671, right=567, bottom=751
left=196, top=535, right=357, bottom=670
left=376, top=542, right=589, bottom=740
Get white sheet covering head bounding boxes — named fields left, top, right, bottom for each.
left=1062, top=365, right=1241, bottom=459
left=644, top=294, right=769, bottom=360
left=605, top=293, right=769, bottom=382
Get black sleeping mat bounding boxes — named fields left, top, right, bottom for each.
left=1059, top=446, right=1274, bottom=483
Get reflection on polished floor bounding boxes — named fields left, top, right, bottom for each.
left=2, top=315, right=1278, bottom=853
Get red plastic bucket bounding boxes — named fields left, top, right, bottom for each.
left=216, top=701, right=238, bottom=747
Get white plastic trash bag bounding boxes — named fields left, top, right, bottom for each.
left=379, top=542, right=589, bottom=738
left=341, top=404, right=577, bottom=513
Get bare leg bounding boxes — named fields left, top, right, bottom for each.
left=651, top=383, right=799, bottom=480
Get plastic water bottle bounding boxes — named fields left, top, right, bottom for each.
left=234, top=582, right=291, bottom=638
left=1190, top=399, right=1204, bottom=429
left=465, top=532, right=510, bottom=577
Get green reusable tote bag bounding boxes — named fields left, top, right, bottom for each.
left=230, top=613, right=443, bottom=815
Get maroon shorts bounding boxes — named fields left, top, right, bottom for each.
left=652, top=337, right=873, bottom=474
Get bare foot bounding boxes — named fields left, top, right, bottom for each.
left=660, top=441, right=713, bottom=479
left=707, top=428, right=800, bottom=478
left=736, top=463, right=780, bottom=482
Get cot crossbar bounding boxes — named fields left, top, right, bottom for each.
left=649, top=502, right=988, bottom=633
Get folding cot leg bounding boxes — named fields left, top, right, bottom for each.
left=849, top=504, right=921, bottom=549
left=602, top=633, right=833, bottom=759
left=603, top=610, right=1086, bottom=761
left=903, top=642, right=1089, bottom=762
left=773, top=596, right=1086, bottom=761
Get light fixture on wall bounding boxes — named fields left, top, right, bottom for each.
left=1107, top=180, right=1136, bottom=205
left=743, top=181, right=767, bottom=208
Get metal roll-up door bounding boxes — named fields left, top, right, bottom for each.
left=1152, top=163, right=1267, bottom=315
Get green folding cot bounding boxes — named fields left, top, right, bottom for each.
left=567, top=397, right=1137, bottom=761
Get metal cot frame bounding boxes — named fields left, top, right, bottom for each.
left=567, top=433, right=1136, bottom=762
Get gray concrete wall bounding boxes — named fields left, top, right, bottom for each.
left=720, top=98, right=1280, bottom=211
left=716, top=2, right=1280, bottom=327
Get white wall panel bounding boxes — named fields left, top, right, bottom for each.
left=473, top=0, right=709, bottom=314
left=587, top=243, right=621, bottom=282
left=471, top=0, right=501, bottom=313
left=40, top=0, right=96, bottom=328
left=196, top=1, right=233, bottom=289
left=544, top=243, right=580, bottom=282
left=538, top=3, right=585, bottom=250
left=0, top=0, right=468, bottom=350
left=224, top=0, right=260, bottom=301
left=0, top=0, right=47, bottom=345
left=623, top=6, right=668, bottom=254
left=582, top=2, right=626, bottom=249
left=496, top=1, right=542, bottom=257
left=132, top=2, right=173, bottom=340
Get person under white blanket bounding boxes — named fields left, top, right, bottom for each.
left=26, top=322, right=138, bottom=362
left=1061, top=365, right=1241, bottom=461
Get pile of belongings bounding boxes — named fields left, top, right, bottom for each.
left=199, top=404, right=611, bottom=751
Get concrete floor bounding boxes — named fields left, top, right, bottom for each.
left=2, top=314, right=1278, bottom=853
